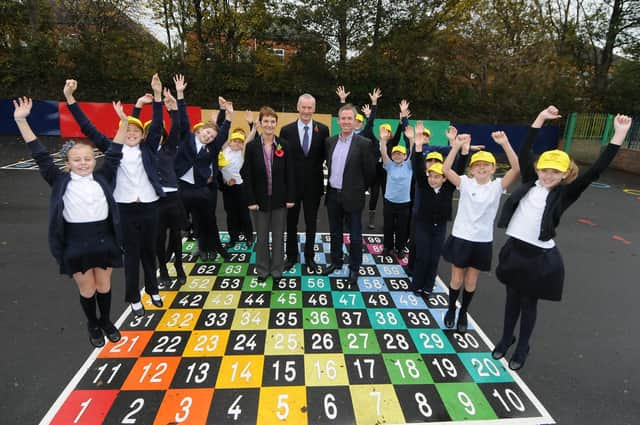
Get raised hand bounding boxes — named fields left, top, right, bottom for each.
left=163, top=88, right=177, bottom=111
left=445, top=125, right=458, bottom=143
left=361, top=104, right=371, bottom=119
left=13, top=97, right=33, bottom=119
left=336, top=85, right=350, bottom=102
left=151, top=73, right=162, bottom=95
left=611, top=114, right=633, bottom=146
left=225, top=100, right=234, bottom=120
left=491, top=131, right=509, bottom=146
left=245, top=110, right=254, bottom=124
left=379, top=126, right=391, bottom=143
left=452, top=134, right=468, bottom=149
left=173, top=74, right=187, bottom=99
left=136, top=93, right=153, bottom=108
left=415, top=122, right=425, bottom=147
left=399, top=99, right=410, bottom=118
left=63, top=79, right=78, bottom=102
left=369, top=87, right=382, bottom=105
left=218, top=96, right=227, bottom=109
left=539, top=105, right=561, bottom=121
left=112, top=101, right=127, bottom=121
left=404, top=125, right=415, bottom=142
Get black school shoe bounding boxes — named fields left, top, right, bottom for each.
left=509, top=346, right=530, bottom=371
left=88, top=325, right=105, bottom=348
left=131, top=302, right=145, bottom=318
left=176, top=266, right=187, bottom=286
left=456, top=312, right=468, bottom=332
left=99, top=320, right=121, bottom=343
left=444, top=309, right=456, bottom=328
left=492, top=336, right=516, bottom=360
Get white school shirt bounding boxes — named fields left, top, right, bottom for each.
left=220, top=146, right=244, bottom=185
left=451, top=175, right=504, bottom=242
left=113, top=144, right=158, bottom=203
left=63, top=172, right=109, bottom=223
left=506, top=180, right=556, bottom=248
left=180, top=135, right=209, bottom=184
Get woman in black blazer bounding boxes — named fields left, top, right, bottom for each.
left=241, top=106, right=295, bottom=281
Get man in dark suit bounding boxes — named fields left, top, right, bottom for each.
left=280, top=94, right=330, bottom=272
left=324, top=104, right=376, bottom=284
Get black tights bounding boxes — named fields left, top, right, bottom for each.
left=499, top=286, right=538, bottom=354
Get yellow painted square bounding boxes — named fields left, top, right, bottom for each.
left=205, top=291, right=241, bottom=309
left=215, top=355, right=264, bottom=388
left=156, top=309, right=201, bottom=331
left=303, top=354, right=349, bottom=386
left=350, top=384, right=405, bottom=425
left=231, top=308, right=270, bottom=330
left=165, top=262, right=195, bottom=276
left=182, top=276, right=215, bottom=292
left=257, top=386, right=307, bottom=425
left=264, top=329, right=305, bottom=355
left=142, top=291, right=177, bottom=311
left=182, top=330, right=229, bottom=357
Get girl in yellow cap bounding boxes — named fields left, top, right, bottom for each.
left=220, top=124, right=257, bottom=247
left=441, top=131, right=520, bottom=333
left=492, top=106, right=632, bottom=370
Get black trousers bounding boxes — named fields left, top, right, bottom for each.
left=178, top=182, right=222, bottom=254
left=383, top=199, right=411, bottom=251
left=222, top=183, right=253, bottom=242
left=118, top=202, right=159, bottom=303
left=412, top=219, right=447, bottom=292
left=326, top=188, right=362, bottom=271
left=156, top=191, right=186, bottom=273
left=286, top=192, right=321, bottom=261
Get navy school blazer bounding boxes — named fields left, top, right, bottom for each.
left=66, top=102, right=165, bottom=197
left=27, top=139, right=123, bottom=269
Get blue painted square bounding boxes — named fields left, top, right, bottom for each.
left=391, top=292, right=428, bottom=309
left=358, top=276, right=387, bottom=292
left=378, top=264, right=406, bottom=278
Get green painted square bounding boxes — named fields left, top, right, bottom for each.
left=226, top=242, right=253, bottom=253
left=242, top=276, right=273, bottom=291
left=217, top=263, right=248, bottom=276
left=332, top=291, right=365, bottom=309
left=435, top=382, right=498, bottom=421
left=270, top=291, right=303, bottom=309
left=303, top=308, right=338, bottom=329
left=339, top=329, right=380, bottom=354
left=408, top=328, right=456, bottom=354
left=367, top=308, right=407, bottom=330
left=301, top=275, right=331, bottom=291
left=382, top=353, right=434, bottom=384
left=457, top=353, right=514, bottom=383
left=182, top=240, right=198, bottom=253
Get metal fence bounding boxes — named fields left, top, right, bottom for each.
left=564, top=112, right=639, bottom=163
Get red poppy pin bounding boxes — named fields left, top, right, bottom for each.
left=314, top=126, right=319, bottom=133
left=275, top=143, right=284, bottom=157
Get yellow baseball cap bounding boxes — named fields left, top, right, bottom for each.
left=423, top=128, right=431, bottom=137
left=356, top=114, right=365, bottom=123
left=192, top=122, right=204, bottom=132
left=426, top=151, right=443, bottom=162
left=379, top=123, right=392, bottom=133
left=428, top=162, right=444, bottom=175
left=391, top=145, right=406, bottom=155
left=230, top=131, right=246, bottom=142
left=143, top=120, right=166, bottom=132
left=127, top=116, right=144, bottom=131
left=470, top=150, right=496, bottom=166
left=536, top=149, right=570, bottom=172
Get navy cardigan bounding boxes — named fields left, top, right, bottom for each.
left=66, top=102, right=165, bottom=197
left=174, top=99, right=230, bottom=188
left=28, top=140, right=123, bottom=269
left=497, top=127, right=620, bottom=240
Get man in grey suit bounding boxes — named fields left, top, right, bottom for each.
left=324, top=104, right=376, bottom=284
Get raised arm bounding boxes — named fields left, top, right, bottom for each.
left=360, top=88, right=381, bottom=138
left=520, top=105, right=563, bottom=183
left=379, top=125, right=392, bottom=165
left=565, top=114, right=631, bottom=200
left=145, top=73, right=164, bottom=151
left=492, top=131, right=520, bottom=189
left=443, top=135, right=466, bottom=188
left=336, top=85, right=350, bottom=112
left=14, top=97, right=63, bottom=185
left=63, top=79, right=112, bottom=152
left=412, top=122, right=428, bottom=188
left=162, top=88, right=180, bottom=153
left=131, top=93, right=153, bottom=119
left=174, top=74, right=191, bottom=142
left=404, top=125, right=415, bottom=160
left=210, top=101, right=233, bottom=155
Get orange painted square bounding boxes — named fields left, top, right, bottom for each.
left=121, top=356, right=181, bottom=390
left=98, top=331, right=153, bottom=358
left=152, top=388, right=215, bottom=425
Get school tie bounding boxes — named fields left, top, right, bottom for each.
left=302, top=126, right=310, bottom=155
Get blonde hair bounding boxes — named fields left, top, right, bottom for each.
left=561, top=160, right=579, bottom=185
left=62, top=140, right=95, bottom=172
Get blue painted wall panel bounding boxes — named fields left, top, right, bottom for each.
left=0, top=99, right=60, bottom=136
